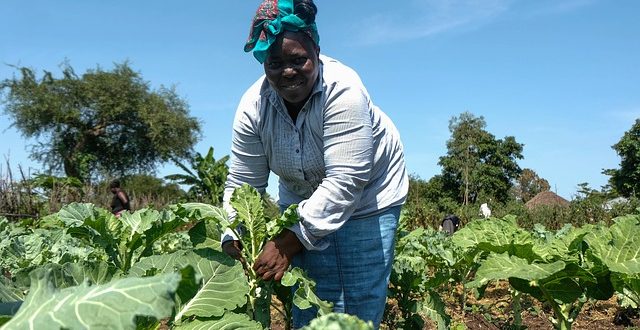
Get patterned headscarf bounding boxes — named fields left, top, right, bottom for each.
left=244, top=0, right=320, bottom=63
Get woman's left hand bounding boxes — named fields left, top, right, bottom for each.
left=253, top=229, right=303, bottom=281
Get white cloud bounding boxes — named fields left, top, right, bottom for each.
left=527, top=0, right=598, bottom=16
left=353, top=0, right=599, bottom=46
left=355, top=0, right=512, bottom=45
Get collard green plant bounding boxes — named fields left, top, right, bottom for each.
left=56, top=202, right=190, bottom=273
left=203, top=184, right=332, bottom=328
left=461, top=217, right=615, bottom=330
left=135, top=185, right=330, bottom=329
left=0, top=268, right=180, bottom=330
left=301, top=313, right=373, bottom=330
left=0, top=185, right=343, bottom=329
left=387, top=226, right=453, bottom=330
left=585, top=214, right=640, bottom=309
left=129, top=249, right=254, bottom=327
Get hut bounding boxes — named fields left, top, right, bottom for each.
left=525, top=191, right=570, bottom=210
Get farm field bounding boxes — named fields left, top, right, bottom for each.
left=1, top=185, right=639, bottom=329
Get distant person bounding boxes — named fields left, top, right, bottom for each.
left=440, top=214, right=461, bottom=235
left=109, top=180, right=131, bottom=217
left=480, top=202, right=491, bottom=218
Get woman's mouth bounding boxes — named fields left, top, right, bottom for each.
left=280, top=81, right=304, bottom=90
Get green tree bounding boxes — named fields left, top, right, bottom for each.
left=512, top=168, right=550, bottom=202
left=165, top=147, right=229, bottom=205
left=604, top=119, right=640, bottom=198
left=401, top=174, right=460, bottom=230
left=0, top=62, right=201, bottom=182
left=438, top=112, right=523, bottom=205
left=121, top=174, right=186, bottom=204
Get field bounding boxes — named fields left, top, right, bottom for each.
left=1, top=184, right=639, bottom=329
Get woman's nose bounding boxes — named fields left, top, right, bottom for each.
left=282, top=66, right=296, bottom=78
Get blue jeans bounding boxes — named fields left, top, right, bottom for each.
left=290, top=206, right=400, bottom=329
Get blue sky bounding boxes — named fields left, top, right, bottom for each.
left=1, top=0, right=639, bottom=200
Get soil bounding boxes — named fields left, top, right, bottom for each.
left=269, top=281, right=640, bottom=329
left=413, top=281, right=639, bottom=330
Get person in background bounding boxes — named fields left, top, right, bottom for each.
left=440, top=214, right=461, bottom=236
left=109, top=179, right=131, bottom=217
left=221, top=0, right=409, bottom=328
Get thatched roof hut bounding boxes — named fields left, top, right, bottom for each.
left=525, top=191, right=570, bottom=210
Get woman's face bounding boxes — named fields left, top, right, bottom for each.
left=264, top=31, right=319, bottom=110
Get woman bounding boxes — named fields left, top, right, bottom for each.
left=109, top=179, right=130, bottom=217
left=222, top=0, right=409, bottom=327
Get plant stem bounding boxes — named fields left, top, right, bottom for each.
left=540, top=286, right=572, bottom=330
left=511, top=288, right=522, bottom=329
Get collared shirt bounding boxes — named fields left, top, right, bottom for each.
left=223, top=55, right=408, bottom=250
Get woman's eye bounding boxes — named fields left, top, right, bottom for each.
left=267, top=61, right=282, bottom=69
left=294, top=57, right=307, bottom=65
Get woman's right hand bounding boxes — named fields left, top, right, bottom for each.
left=222, top=240, right=245, bottom=263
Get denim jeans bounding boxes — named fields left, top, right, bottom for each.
left=290, top=205, right=401, bottom=329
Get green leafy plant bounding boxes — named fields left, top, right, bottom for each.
left=189, top=184, right=332, bottom=328
left=1, top=268, right=180, bottom=330
left=461, top=217, right=614, bottom=330
left=301, top=312, right=373, bottom=329
left=585, top=214, right=640, bottom=310
left=165, top=147, right=229, bottom=205
left=386, top=225, right=453, bottom=330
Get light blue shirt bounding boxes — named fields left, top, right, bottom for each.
left=223, top=55, right=408, bottom=250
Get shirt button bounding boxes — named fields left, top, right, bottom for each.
left=298, top=169, right=302, bottom=172
left=295, top=149, right=299, bottom=153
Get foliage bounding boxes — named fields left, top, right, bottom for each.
left=402, top=174, right=459, bottom=230
left=223, top=184, right=333, bottom=328
left=386, top=225, right=455, bottom=330
left=0, top=186, right=334, bottom=329
left=438, top=112, right=523, bottom=205
left=120, top=174, right=186, bottom=205
left=460, top=217, right=615, bottom=330
left=0, top=219, right=109, bottom=280
left=165, top=147, right=229, bottom=205
left=1, top=268, right=180, bottom=330
left=301, top=313, right=374, bottom=330
left=0, top=62, right=201, bottom=182
left=52, top=202, right=190, bottom=273
left=512, top=168, right=550, bottom=202
left=605, top=119, right=640, bottom=198
left=129, top=249, right=251, bottom=325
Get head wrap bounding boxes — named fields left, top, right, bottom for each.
left=244, top=0, right=320, bottom=63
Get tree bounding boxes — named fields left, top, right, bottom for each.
left=604, top=119, right=640, bottom=198
left=0, top=62, right=201, bottom=182
left=438, top=112, right=523, bottom=205
left=512, top=168, right=550, bottom=202
left=121, top=174, right=186, bottom=204
left=165, top=147, right=229, bottom=205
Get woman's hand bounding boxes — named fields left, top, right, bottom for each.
left=253, top=229, right=303, bottom=281
left=222, top=240, right=245, bottom=264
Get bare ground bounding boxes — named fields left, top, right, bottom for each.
left=269, top=281, right=640, bottom=329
